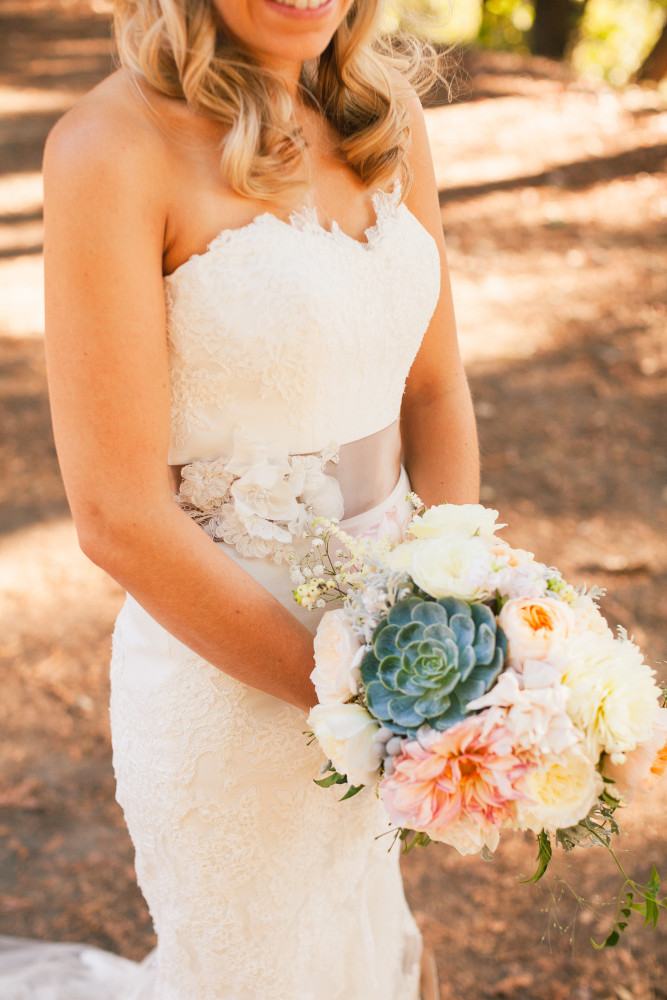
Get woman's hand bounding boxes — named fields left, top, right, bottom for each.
left=400, top=95, right=480, bottom=508
left=43, top=80, right=317, bottom=714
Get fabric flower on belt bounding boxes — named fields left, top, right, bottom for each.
left=175, top=432, right=342, bottom=563
left=289, top=454, right=344, bottom=522
left=231, top=464, right=301, bottom=525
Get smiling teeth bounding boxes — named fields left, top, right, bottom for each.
left=272, top=0, right=330, bottom=8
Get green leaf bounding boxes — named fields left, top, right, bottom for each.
left=646, top=866, right=661, bottom=897
left=339, top=784, right=364, bottom=801
left=644, top=898, right=659, bottom=929
left=314, top=771, right=347, bottom=788
left=592, top=929, right=620, bottom=949
left=521, top=831, right=552, bottom=884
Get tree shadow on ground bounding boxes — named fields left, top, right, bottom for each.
left=440, top=142, right=667, bottom=202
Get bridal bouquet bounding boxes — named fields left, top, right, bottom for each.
left=297, top=501, right=667, bottom=945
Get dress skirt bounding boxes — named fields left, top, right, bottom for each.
left=108, top=468, right=422, bottom=1000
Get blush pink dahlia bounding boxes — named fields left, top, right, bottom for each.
left=380, top=713, right=529, bottom=855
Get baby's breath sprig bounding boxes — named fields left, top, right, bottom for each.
left=292, top=519, right=378, bottom=609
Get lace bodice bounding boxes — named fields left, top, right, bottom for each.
left=164, top=181, right=441, bottom=464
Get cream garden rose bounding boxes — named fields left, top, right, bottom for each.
left=516, top=743, right=604, bottom=833
left=498, top=596, right=575, bottom=668
left=308, top=702, right=382, bottom=787
left=410, top=503, right=504, bottom=541
left=407, top=536, right=495, bottom=601
left=311, top=610, right=363, bottom=705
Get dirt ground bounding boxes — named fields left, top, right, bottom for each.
left=0, top=2, right=666, bottom=997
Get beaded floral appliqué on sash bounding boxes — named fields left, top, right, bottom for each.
left=175, top=433, right=344, bottom=563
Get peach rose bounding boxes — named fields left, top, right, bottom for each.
left=498, top=597, right=574, bottom=668
left=603, top=707, right=667, bottom=804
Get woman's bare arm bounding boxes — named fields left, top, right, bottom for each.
left=401, top=97, right=480, bottom=507
left=43, top=90, right=317, bottom=713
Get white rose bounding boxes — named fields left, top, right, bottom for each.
left=559, top=633, right=661, bottom=761
left=308, top=702, right=382, bottom=787
left=516, top=743, right=604, bottom=833
left=311, top=610, right=364, bottom=705
left=408, top=536, right=495, bottom=601
left=498, top=597, right=575, bottom=668
left=410, top=503, right=504, bottom=541
left=231, top=463, right=301, bottom=523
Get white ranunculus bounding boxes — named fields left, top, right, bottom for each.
left=407, top=536, right=495, bottom=601
left=559, top=633, right=661, bottom=761
left=410, top=503, right=504, bottom=541
left=311, top=610, right=364, bottom=705
left=498, top=597, right=575, bottom=668
left=308, top=702, right=382, bottom=787
left=516, top=743, right=604, bottom=833
left=231, top=464, right=300, bottom=523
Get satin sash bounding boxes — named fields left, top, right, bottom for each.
left=169, top=420, right=402, bottom=520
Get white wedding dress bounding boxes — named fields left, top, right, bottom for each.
left=0, top=181, right=441, bottom=999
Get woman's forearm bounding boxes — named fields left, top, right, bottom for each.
left=400, top=372, right=480, bottom=508
left=79, top=500, right=317, bottom=713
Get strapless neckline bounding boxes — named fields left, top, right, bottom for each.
left=164, top=179, right=409, bottom=281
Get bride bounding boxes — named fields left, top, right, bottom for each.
left=2, top=1, right=478, bottom=997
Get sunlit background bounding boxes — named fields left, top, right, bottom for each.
left=383, top=0, right=667, bottom=89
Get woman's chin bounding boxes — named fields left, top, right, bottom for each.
left=214, top=0, right=352, bottom=66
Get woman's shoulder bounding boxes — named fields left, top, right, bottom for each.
left=43, top=70, right=171, bottom=201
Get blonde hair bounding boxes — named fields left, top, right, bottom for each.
left=112, top=0, right=443, bottom=201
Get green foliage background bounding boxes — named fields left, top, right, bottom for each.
left=383, top=0, right=667, bottom=85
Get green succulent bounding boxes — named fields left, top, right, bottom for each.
left=360, top=595, right=506, bottom=737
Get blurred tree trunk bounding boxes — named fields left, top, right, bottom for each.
left=530, top=0, right=588, bottom=59
left=635, top=19, right=667, bottom=81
